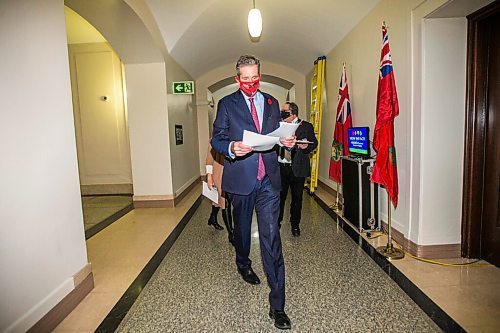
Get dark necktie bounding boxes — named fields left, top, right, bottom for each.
left=249, top=97, right=265, bottom=180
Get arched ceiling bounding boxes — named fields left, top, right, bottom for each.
left=64, top=0, right=380, bottom=78
left=144, top=0, right=380, bottom=78
left=66, top=0, right=163, bottom=64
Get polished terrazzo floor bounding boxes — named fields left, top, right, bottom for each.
left=116, top=196, right=441, bottom=332
left=53, top=185, right=500, bottom=332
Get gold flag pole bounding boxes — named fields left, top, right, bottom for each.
left=376, top=189, right=404, bottom=260
left=331, top=181, right=343, bottom=211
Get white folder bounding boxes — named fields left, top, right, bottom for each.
left=202, top=181, right=219, bottom=204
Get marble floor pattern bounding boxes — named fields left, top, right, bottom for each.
left=116, top=197, right=440, bottom=332
left=53, top=185, right=500, bottom=332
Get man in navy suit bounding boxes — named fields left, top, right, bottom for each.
left=211, top=55, right=296, bottom=330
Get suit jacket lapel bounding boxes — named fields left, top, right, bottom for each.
left=233, top=90, right=257, bottom=132
left=295, top=120, right=304, bottom=138
left=261, top=92, right=273, bottom=134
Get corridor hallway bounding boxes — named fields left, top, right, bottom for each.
left=6, top=1, right=500, bottom=332
left=54, top=186, right=500, bottom=332
left=114, top=197, right=438, bottom=332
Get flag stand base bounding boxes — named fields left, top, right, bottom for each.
left=329, top=182, right=343, bottom=212
left=330, top=202, right=343, bottom=211
left=376, top=244, right=404, bottom=260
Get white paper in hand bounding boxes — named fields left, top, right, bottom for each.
left=267, top=122, right=299, bottom=138
left=242, top=130, right=279, bottom=151
left=202, top=181, right=219, bottom=204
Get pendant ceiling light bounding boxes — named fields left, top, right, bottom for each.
left=248, top=0, right=262, bottom=38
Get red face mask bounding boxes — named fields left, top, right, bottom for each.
left=237, top=77, right=260, bottom=97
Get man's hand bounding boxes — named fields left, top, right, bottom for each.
left=280, top=136, right=297, bottom=148
left=297, top=143, right=309, bottom=150
left=207, top=173, right=215, bottom=190
left=231, top=141, right=253, bottom=157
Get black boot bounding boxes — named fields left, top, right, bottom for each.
left=222, top=208, right=234, bottom=246
left=208, top=206, right=224, bottom=230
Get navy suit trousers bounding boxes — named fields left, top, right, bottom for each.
left=230, top=175, right=285, bottom=311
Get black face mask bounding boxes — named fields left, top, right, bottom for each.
left=281, top=111, right=291, bottom=120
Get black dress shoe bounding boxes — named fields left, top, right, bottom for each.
left=208, top=215, right=224, bottom=230
left=291, top=227, right=300, bottom=237
left=269, top=308, right=291, bottom=330
left=237, top=267, right=260, bottom=285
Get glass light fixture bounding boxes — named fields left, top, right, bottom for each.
left=248, top=0, right=262, bottom=38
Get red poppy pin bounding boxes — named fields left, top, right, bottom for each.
left=267, top=98, right=273, bottom=105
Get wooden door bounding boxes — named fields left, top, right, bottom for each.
left=481, top=12, right=500, bottom=266
left=462, top=1, right=500, bottom=267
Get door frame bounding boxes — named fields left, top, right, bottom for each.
left=461, top=0, right=500, bottom=258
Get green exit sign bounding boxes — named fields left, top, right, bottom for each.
left=172, top=81, right=194, bottom=95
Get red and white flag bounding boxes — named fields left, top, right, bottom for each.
left=370, top=23, right=399, bottom=208
left=329, top=63, right=353, bottom=183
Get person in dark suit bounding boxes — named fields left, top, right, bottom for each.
left=211, top=55, right=296, bottom=330
left=278, top=102, right=318, bottom=236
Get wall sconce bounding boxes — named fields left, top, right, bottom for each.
left=248, top=0, right=262, bottom=38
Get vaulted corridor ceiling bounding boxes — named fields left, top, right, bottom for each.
left=65, top=0, right=381, bottom=77
left=144, top=0, right=380, bottom=77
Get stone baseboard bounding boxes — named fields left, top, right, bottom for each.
left=318, top=179, right=460, bottom=259
left=81, top=184, right=133, bottom=195
left=133, top=178, right=201, bottom=208
left=382, top=221, right=461, bottom=259
left=133, top=195, right=175, bottom=208
left=317, top=179, right=343, bottom=201
left=27, top=263, right=94, bottom=333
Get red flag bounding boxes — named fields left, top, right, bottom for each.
left=370, top=24, right=399, bottom=208
left=329, top=63, right=353, bottom=183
